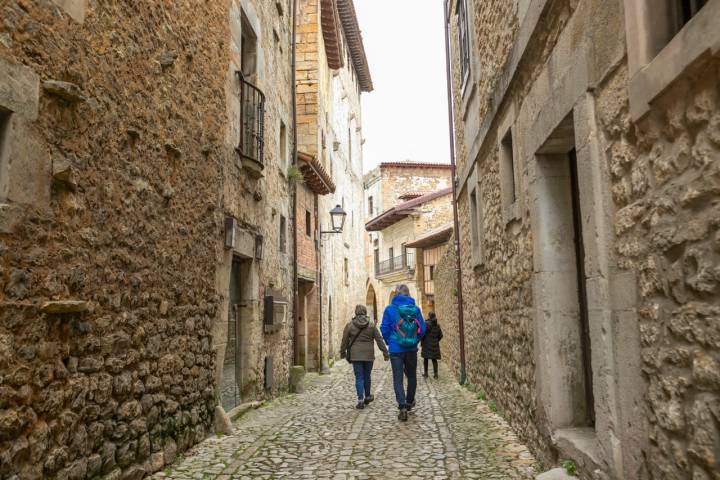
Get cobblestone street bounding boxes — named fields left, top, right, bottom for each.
left=153, top=360, right=537, bottom=479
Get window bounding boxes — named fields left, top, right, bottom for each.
left=469, top=185, right=483, bottom=266
left=0, top=108, right=10, bottom=202
left=305, top=210, right=312, bottom=237
left=624, top=0, right=716, bottom=119
left=348, top=127, right=352, bottom=163
left=401, top=243, right=407, bottom=267
left=240, top=11, right=258, bottom=80
left=501, top=129, right=516, bottom=204
left=344, top=258, right=349, bottom=286
left=374, top=248, right=380, bottom=273
left=457, top=0, right=471, bottom=90
left=429, top=265, right=435, bottom=281
left=279, top=121, right=287, bottom=169
left=368, top=196, right=373, bottom=216
left=499, top=127, right=519, bottom=224
left=279, top=215, right=286, bottom=253
left=273, top=29, right=282, bottom=55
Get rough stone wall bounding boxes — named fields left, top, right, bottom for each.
left=434, top=238, right=459, bottom=372
left=217, top=0, right=295, bottom=402
left=444, top=0, right=720, bottom=477
left=595, top=56, right=720, bottom=479
left=0, top=1, right=229, bottom=479
left=295, top=0, right=320, bottom=159
left=379, top=165, right=451, bottom=214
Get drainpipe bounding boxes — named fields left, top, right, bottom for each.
left=443, top=0, right=467, bottom=385
left=291, top=0, right=299, bottom=366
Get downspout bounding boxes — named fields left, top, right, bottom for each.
left=291, top=0, right=299, bottom=366
left=443, top=0, right=467, bottom=385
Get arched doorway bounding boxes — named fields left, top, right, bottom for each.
left=366, top=283, right=378, bottom=323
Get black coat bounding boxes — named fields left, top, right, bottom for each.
left=421, top=319, right=443, bottom=359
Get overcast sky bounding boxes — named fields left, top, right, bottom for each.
left=356, top=0, right=451, bottom=172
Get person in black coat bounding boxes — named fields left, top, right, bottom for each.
left=421, top=312, right=443, bottom=378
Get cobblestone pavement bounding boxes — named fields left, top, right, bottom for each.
left=153, top=359, right=538, bottom=479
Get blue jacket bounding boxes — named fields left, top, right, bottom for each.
left=380, top=295, right=426, bottom=354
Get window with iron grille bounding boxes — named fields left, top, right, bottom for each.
left=236, top=11, right=265, bottom=167
left=457, top=0, right=471, bottom=91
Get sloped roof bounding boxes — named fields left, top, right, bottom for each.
left=380, top=162, right=452, bottom=169
left=298, top=152, right=335, bottom=195
left=321, top=0, right=344, bottom=69
left=406, top=224, right=453, bottom=248
left=365, top=187, right=453, bottom=232
left=337, top=0, right=373, bottom=92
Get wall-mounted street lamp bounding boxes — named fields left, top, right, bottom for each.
left=321, top=204, right=347, bottom=235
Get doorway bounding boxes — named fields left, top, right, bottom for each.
left=221, top=257, right=253, bottom=411
left=366, top=284, right=378, bottom=323
left=532, top=113, right=596, bottom=429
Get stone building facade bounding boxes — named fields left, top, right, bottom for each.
left=439, top=0, right=720, bottom=478
left=364, top=163, right=453, bottom=319
left=294, top=0, right=372, bottom=365
left=0, top=0, right=296, bottom=478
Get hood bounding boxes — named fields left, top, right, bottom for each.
left=391, top=295, right=417, bottom=307
left=352, top=314, right=370, bottom=328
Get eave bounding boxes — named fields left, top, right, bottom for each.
left=321, top=0, right=344, bottom=70
left=298, top=151, right=336, bottom=195
left=365, top=187, right=453, bottom=232
left=405, top=225, right=454, bottom=248
left=337, top=0, right=373, bottom=92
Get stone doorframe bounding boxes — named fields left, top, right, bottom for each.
left=520, top=87, right=646, bottom=478
left=213, top=225, right=260, bottom=421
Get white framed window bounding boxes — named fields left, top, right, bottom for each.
left=624, top=0, right=717, bottom=119
left=499, top=125, right=520, bottom=225
left=279, top=120, right=288, bottom=170
left=467, top=166, right=484, bottom=267
left=456, top=0, right=472, bottom=93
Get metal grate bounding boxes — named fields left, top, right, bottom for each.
left=236, top=72, right=265, bottom=165
left=375, top=252, right=415, bottom=277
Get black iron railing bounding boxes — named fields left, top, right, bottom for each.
left=236, top=72, right=265, bottom=165
left=375, top=253, right=415, bottom=277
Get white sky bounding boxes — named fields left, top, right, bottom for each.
left=356, top=0, right=451, bottom=172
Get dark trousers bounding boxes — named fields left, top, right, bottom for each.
left=423, top=358, right=438, bottom=376
left=389, top=351, right=417, bottom=409
left=352, top=361, right=373, bottom=400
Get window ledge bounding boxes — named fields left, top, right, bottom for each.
left=502, top=201, right=522, bottom=227
left=553, top=428, right=601, bottom=474
left=629, top=0, right=720, bottom=120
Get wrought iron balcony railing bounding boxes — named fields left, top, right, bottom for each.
left=375, top=253, right=415, bottom=277
left=236, top=72, right=265, bottom=168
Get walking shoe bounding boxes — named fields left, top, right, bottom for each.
left=364, top=395, right=374, bottom=405
left=422, top=373, right=429, bottom=378
left=433, top=374, right=438, bottom=379
left=356, top=401, right=365, bottom=410
left=406, top=400, right=416, bottom=411
left=398, top=408, right=408, bottom=421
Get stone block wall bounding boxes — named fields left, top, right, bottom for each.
left=0, top=2, right=230, bottom=479
left=595, top=56, right=720, bottom=479
left=434, top=237, right=459, bottom=374
left=443, top=0, right=720, bottom=477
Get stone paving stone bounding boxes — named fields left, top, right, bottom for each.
left=152, top=360, right=538, bottom=479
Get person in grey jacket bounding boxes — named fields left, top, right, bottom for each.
left=340, top=305, right=390, bottom=409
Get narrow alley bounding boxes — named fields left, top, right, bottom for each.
left=153, top=361, right=537, bottom=480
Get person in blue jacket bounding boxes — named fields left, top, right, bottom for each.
left=380, top=284, right=426, bottom=421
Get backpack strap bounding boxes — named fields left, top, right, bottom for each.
left=346, top=324, right=368, bottom=361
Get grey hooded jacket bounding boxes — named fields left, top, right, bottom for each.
left=340, top=314, right=389, bottom=362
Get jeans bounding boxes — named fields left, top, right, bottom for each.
left=352, top=361, right=374, bottom=400
left=390, top=351, right=417, bottom=409
left=423, top=358, right=438, bottom=376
